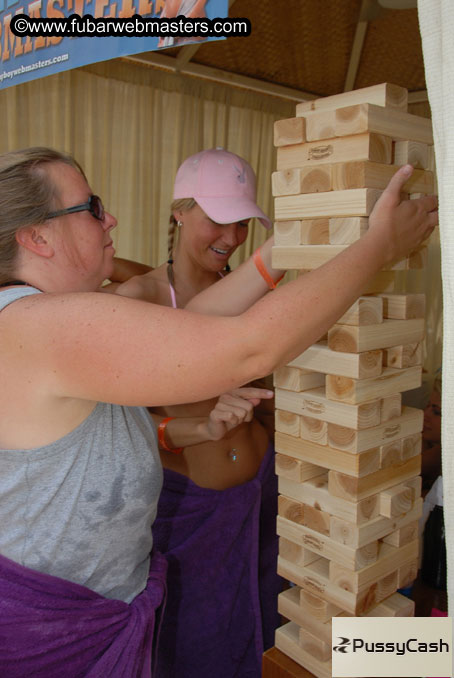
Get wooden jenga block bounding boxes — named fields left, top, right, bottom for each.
left=279, top=538, right=320, bottom=567
left=272, top=245, right=412, bottom=271
left=279, top=497, right=332, bottom=538
left=275, top=387, right=381, bottom=429
left=277, top=516, right=379, bottom=570
left=379, top=439, right=403, bottom=469
left=296, top=83, right=408, bottom=115
left=327, top=407, right=423, bottom=453
left=398, top=558, right=419, bottom=589
left=275, top=622, right=332, bottom=678
left=276, top=410, right=301, bottom=437
left=379, top=433, right=422, bottom=470
left=301, top=503, right=331, bottom=536
left=279, top=555, right=399, bottom=615
left=331, top=160, right=433, bottom=193
left=328, top=216, right=368, bottom=244
left=382, top=521, right=419, bottom=547
left=380, top=393, right=402, bottom=422
left=328, top=456, right=421, bottom=501
left=328, top=318, right=425, bottom=353
left=299, top=588, right=344, bottom=621
left=371, top=591, right=415, bottom=616
left=276, top=133, right=392, bottom=170
left=274, top=117, right=306, bottom=147
left=328, top=540, right=419, bottom=592
left=299, top=167, right=332, bottom=193
left=278, top=587, right=335, bottom=645
left=263, top=645, right=325, bottom=678
left=274, top=187, right=382, bottom=221
left=379, top=483, right=414, bottom=518
left=384, top=342, right=423, bottom=369
left=272, top=170, right=304, bottom=197
left=289, top=342, right=383, bottom=379
left=300, top=219, right=330, bottom=244
left=380, top=434, right=421, bottom=469
left=275, top=452, right=325, bottom=482
left=272, top=244, right=344, bottom=270
left=300, top=416, right=328, bottom=446
left=329, top=498, right=423, bottom=548
left=279, top=475, right=381, bottom=525
left=337, top=296, right=383, bottom=326
left=274, top=366, right=325, bottom=392
left=394, top=140, right=430, bottom=169
left=299, top=109, right=337, bottom=143
left=279, top=495, right=305, bottom=523
left=275, top=431, right=380, bottom=477
left=379, top=294, right=426, bottom=320
left=272, top=167, right=332, bottom=196
left=278, top=587, right=414, bottom=660
left=301, top=103, right=433, bottom=144
left=405, top=475, right=422, bottom=499
left=325, top=368, right=422, bottom=404
left=401, top=433, right=422, bottom=460
left=274, top=220, right=303, bottom=246
left=299, top=626, right=332, bottom=663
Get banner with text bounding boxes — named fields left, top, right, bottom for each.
left=0, top=0, right=233, bottom=90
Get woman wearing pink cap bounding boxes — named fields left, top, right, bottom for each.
left=112, top=149, right=284, bottom=678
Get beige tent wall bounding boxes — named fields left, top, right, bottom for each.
left=0, top=58, right=293, bottom=268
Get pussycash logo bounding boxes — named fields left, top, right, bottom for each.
left=333, top=636, right=450, bottom=656
left=333, top=637, right=351, bottom=653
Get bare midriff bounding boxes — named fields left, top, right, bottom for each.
left=153, top=399, right=270, bottom=490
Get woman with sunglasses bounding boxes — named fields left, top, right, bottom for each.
left=0, top=146, right=437, bottom=678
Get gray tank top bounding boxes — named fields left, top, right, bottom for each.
left=0, top=287, right=163, bottom=603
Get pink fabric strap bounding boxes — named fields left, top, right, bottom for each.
left=169, top=270, right=224, bottom=309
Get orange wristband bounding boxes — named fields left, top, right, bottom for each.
left=157, top=417, right=184, bottom=454
left=253, top=248, right=284, bottom=290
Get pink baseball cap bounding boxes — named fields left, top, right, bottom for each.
left=173, top=148, right=272, bottom=229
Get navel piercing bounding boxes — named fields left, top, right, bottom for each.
left=229, top=448, right=238, bottom=462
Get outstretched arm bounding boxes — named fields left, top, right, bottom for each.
left=15, top=166, right=437, bottom=409
left=186, top=236, right=286, bottom=315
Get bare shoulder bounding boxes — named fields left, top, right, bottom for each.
left=115, top=266, right=169, bottom=304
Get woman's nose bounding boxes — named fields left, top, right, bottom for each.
left=103, top=211, right=117, bottom=232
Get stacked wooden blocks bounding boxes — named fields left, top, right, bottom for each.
left=271, top=83, right=433, bottom=678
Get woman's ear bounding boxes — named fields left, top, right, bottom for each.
left=172, top=209, right=183, bottom=223
left=15, top=225, right=55, bottom=258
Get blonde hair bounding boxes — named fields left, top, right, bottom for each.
left=167, top=198, right=197, bottom=289
left=0, top=147, right=83, bottom=284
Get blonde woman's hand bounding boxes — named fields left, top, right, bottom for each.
left=205, top=387, right=274, bottom=441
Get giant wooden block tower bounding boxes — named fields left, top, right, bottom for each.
left=271, top=83, right=434, bottom=678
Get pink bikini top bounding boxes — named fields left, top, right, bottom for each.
left=169, top=270, right=225, bottom=309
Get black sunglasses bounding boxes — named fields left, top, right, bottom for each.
left=46, top=195, right=105, bottom=221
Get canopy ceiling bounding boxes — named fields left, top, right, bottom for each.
left=127, top=0, right=427, bottom=108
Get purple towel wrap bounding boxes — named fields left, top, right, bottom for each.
left=0, top=549, right=167, bottom=677
left=153, top=441, right=282, bottom=678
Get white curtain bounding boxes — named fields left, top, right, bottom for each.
left=418, top=0, right=453, bottom=622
